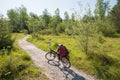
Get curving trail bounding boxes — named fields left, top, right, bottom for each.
left=18, top=35, right=97, bottom=80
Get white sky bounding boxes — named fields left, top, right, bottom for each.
left=0, top=0, right=117, bottom=18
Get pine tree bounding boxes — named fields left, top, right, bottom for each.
left=109, top=0, right=120, bottom=33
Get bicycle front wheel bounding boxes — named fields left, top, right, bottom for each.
left=45, top=52, right=56, bottom=60
left=61, top=57, right=71, bottom=68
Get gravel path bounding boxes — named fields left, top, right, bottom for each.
left=18, top=35, right=97, bottom=80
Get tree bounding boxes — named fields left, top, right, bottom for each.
left=94, top=0, right=116, bottom=36
left=62, top=12, right=75, bottom=35
left=26, top=12, right=44, bottom=33
left=55, top=8, right=60, bottom=17
left=29, top=12, right=39, bottom=19
left=82, top=5, right=93, bottom=23
left=94, top=0, right=110, bottom=20
left=49, top=8, right=62, bottom=35
left=19, top=5, right=28, bottom=30
left=7, top=5, right=28, bottom=32
left=71, top=13, right=75, bottom=22
left=64, top=11, right=69, bottom=21
left=42, top=9, right=50, bottom=28
left=7, top=9, right=20, bottom=32
left=73, top=2, right=103, bottom=54
left=109, top=0, right=120, bottom=33
left=0, top=14, right=13, bottom=51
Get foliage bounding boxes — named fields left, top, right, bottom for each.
left=94, top=0, right=110, bottom=20
left=94, top=19, right=116, bottom=36
left=109, top=0, right=120, bottom=33
left=74, top=4, right=102, bottom=54
left=28, top=34, right=120, bottom=80
left=7, top=5, right=28, bottom=32
left=1, top=1, right=120, bottom=79
left=42, top=9, right=51, bottom=28
left=49, top=8, right=62, bottom=35
left=7, top=9, right=20, bottom=32
left=26, top=15, right=42, bottom=33
left=0, top=15, right=14, bottom=52
left=64, top=11, right=69, bottom=21
left=0, top=54, right=30, bottom=79
left=5, top=2, right=118, bottom=36
left=0, top=33, right=50, bottom=80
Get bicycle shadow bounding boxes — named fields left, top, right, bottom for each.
left=47, top=60, right=60, bottom=66
left=47, top=60, right=85, bottom=80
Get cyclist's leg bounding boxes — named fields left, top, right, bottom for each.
left=64, top=54, right=69, bottom=60
left=57, top=54, right=60, bottom=61
left=62, top=55, right=71, bottom=68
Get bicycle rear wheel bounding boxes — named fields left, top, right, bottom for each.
left=45, top=52, right=56, bottom=60
left=61, top=57, right=71, bottom=68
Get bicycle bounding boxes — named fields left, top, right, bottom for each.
left=45, top=41, right=71, bottom=68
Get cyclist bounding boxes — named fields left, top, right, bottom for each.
left=57, top=44, right=69, bottom=61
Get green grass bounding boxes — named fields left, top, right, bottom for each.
left=0, top=33, right=50, bottom=80
left=28, top=34, right=120, bottom=80
left=28, top=34, right=93, bottom=72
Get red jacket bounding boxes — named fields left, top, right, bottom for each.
left=57, top=46, right=68, bottom=57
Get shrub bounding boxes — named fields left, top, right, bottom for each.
left=0, top=55, right=17, bottom=79
left=21, top=53, right=31, bottom=61
left=0, top=16, right=14, bottom=53
left=32, top=33, right=45, bottom=40
left=39, top=29, right=52, bottom=35
left=0, top=54, right=32, bottom=80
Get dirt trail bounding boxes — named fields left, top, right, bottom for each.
left=18, top=35, right=97, bottom=80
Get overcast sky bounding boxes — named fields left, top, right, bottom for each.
left=0, top=0, right=117, bottom=18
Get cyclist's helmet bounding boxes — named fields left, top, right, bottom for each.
left=58, top=44, right=63, bottom=46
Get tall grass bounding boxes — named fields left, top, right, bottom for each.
left=28, top=34, right=120, bottom=80
left=0, top=33, right=50, bottom=80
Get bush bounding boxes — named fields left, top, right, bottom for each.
left=107, top=33, right=120, bottom=38
left=0, top=55, right=16, bottom=79
left=39, top=29, right=52, bottom=35
left=87, top=52, right=120, bottom=80
left=88, top=52, right=117, bottom=66
left=108, top=67, right=120, bottom=80
left=32, top=33, right=45, bottom=40
left=0, top=54, right=31, bottom=80
left=0, top=16, right=14, bottom=53
left=21, top=53, right=31, bottom=61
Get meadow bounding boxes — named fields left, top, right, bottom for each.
left=28, top=34, right=120, bottom=80
left=0, top=33, right=50, bottom=80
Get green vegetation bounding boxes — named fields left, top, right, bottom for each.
left=0, top=33, right=50, bottom=80
left=0, top=0, right=120, bottom=80
left=28, top=34, right=120, bottom=80
left=109, top=0, right=120, bottom=33
left=0, top=15, right=13, bottom=52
